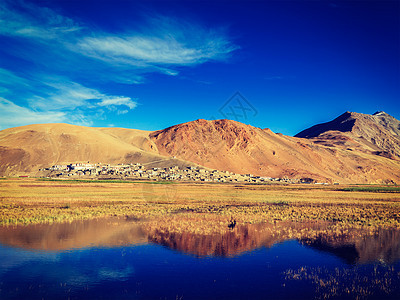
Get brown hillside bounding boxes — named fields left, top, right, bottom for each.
left=150, top=118, right=400, bottom=184
left=0, top=123, right=196, bottom=176
left=1, top=112, right=400, bottom=183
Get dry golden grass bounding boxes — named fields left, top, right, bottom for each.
left=0, top=178, right=399, bottom=228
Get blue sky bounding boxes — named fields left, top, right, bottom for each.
left=0, top=0, right=399, bottom=135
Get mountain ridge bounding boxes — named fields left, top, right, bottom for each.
left=295, top=111, right=400, bottom=159
left=1, top=111, right=400, bottom=184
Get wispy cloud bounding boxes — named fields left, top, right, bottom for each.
left=0, top=69, right=137, bottom=129
left=98, top=97, right=136, bottom=110
left=1, top=0, right=237, bottom=81
left=29, top=79, right=137, bottom=112
left=72, top=16, right=237, bottom=80
left=0, top=0, right=238, bottom=129
left=0, top=0, right=82, bottom=40
left=77, top=25, right=237, bottom=67
left=0, top=97, right=66, bottom=130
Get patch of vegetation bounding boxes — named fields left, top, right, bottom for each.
left=272, top=200, right=289, bottom=206
left=283, top=265, right=400, bottom=299
left=340, top=186, right=400, bottom=193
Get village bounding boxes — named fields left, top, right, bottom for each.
left=41, top=162, right=304, bottom=184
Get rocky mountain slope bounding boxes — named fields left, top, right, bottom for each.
left=296, top=111, right=400, bottom=160
left=150, top=116, right=400, bottom=183
left=1, top=111, right=400, bottom=184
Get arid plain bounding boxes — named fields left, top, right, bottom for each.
left=1, top=178, right=399, bottom=229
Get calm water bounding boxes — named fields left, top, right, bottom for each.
left=0, top=218, right=399, bottom=300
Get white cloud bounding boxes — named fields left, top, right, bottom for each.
left=77, top=32, right=237, bottom=66
left=1, top=1, right=237, bottom=85
left=0, top=97, right=66, bottom=130
left=28, top=79, right=137, bottom=114
left=0, top=70, right=136, bottom=129
left=0, top=68, right=31, bottom=89
left=1, top=0, right=237, bottom=76
left=98, top=97, right=136, bottom=109
left=75, top=14, right=238, bottom=68
left=0, top=0, right=82, bottom=40
left=0, top=1, right=238, bottom=129
left=1, top=1, right=237, bottom=84
left=29, top=81, right=100, bottom=111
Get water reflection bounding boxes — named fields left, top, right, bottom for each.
left=144, top=220, right=328, bottom=257
left=0, top=218, right=400, bottom=299
left=143, top=219, right=400, bottom=264
left=0, top=218, right=146, bottom=251
left=301, top=229, right=400, bottom=265
left=0, top=217, right=399, bottom=265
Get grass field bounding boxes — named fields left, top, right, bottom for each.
left=339, top=186, right=400, bottom=193
left=0, top=178, right=399, bottom=228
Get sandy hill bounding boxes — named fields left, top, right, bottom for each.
left=0, top=123, right=198, bottom=176
left=1, top=112, right=400, bottom=184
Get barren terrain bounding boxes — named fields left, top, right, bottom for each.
left=0, top=111, right=399, bottom=184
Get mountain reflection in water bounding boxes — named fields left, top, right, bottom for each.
left=301, top=229, right=400, bottom=265
left=0, top=218, right=147, bottom=251
left=0, top=217, right=399, bottom=265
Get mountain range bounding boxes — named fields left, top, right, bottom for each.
left=1, top=111, right=399, bottom=184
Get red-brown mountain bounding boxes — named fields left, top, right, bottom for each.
left=150, top=114, right=400, bottom=184
left=1, top=111, right=399, bottom=184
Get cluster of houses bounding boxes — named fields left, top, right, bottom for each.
left=42, top=163, right=301, bottom=183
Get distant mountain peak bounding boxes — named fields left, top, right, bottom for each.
left=295, top=111, right=356, bottom=139
left=296, top=111, right=399, bottom=138
left=295, top=111, right=400, bottom=159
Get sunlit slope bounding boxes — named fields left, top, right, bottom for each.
left=150, top=119, right=400, bottom=184
left=1, top=113, right=400, bottom=184
left=0, top=123, right=170, bottom=175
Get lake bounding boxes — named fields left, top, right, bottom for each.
left=0, top=217, right=399, bottom=299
